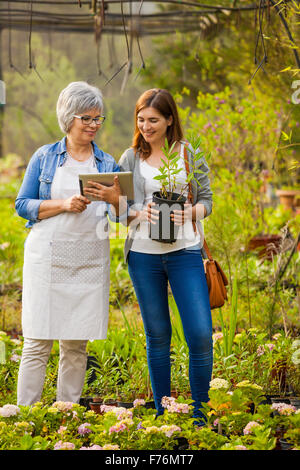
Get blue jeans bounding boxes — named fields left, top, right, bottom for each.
left=128, top=248, right=213, bottom=420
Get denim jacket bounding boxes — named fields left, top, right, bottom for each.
left=15, top=136, right=120, bottom=228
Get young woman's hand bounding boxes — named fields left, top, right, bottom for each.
left=171, top=203, right=193, bottom=226
left=63, top=194, right=91, bottom=213
left=142, top=202, right=159, bottom=224
left=83, top=175, right=122, bottom=207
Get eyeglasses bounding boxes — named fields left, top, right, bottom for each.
left=73, top=115, right=106, bottom=125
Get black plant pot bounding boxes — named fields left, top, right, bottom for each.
left=144, top=401, right=156, bottom=409
left=270, top=397, right=291, bottom=404
left=279, top=438, right=293, bottom=450
left=149, top=191, right=186, bottom=244
left=117, top=401, right=134, bottom=409
left=79, top=396, right=94, bottom=410
left=174, top=437, right=189, bottom=451
left=290, top=397, right=300, bottom=409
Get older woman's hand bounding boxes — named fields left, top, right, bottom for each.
left=83, top=175, right=122, bottom=207
left=63, top=194, right=91, bottom=213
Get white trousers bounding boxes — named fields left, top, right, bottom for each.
left=17, top=338, right=88, bottom=406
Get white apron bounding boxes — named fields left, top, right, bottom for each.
left=21, top=156, right=110, bottom=340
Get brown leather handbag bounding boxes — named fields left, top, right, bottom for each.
left=202, top=239, right=229, bottom=309
left=183, top=144, right=228, bottom=309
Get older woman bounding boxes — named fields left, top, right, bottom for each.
left=15, top=81, right=120, bottom=406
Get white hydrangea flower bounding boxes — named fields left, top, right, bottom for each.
left=0, top=404, right=20, bottom=417
left=291, top=339, right=300, bottom=350
left=291, top=348, right=300, bottom=366
left=209, top=378, right=230, bottom=390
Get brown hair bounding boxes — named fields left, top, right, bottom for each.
left=132, top=88, right=183, bottom=159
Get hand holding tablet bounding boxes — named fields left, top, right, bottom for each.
left=79, top=172, right=134, bottom=202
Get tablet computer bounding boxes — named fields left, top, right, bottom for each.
left=79, top=172, right=134, bottom=201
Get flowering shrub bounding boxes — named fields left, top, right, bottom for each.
left=0, top=391, right=299, bottom=450
left=0, top=329, right=300, bottom=450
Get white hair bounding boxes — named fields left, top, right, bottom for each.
left=56, top=81, right=104, bottom=133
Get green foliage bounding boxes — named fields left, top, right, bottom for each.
left=180, top=87, right=287, bottom=177
left=218, top=274, right=238, bottom=357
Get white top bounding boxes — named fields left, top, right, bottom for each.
left=64, top=153, right=95, bottom=167
left=130, top=144, right=200, bottom=254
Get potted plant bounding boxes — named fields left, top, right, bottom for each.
left=149, top=136, right=209, bottom=243
left=276, top=187, right=300, bottom=211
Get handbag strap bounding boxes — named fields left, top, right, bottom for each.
left=183, top=143, right=213, bottom=261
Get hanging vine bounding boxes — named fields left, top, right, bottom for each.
left=0, top=0, right=298, bottom=88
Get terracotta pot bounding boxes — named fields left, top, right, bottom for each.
left=103, top=399, right=118, bottom=406
left=276, top=189, right=300, bottom=211
left=89, top=401, right=103, bottom=414
left=92, top=397, right=103, bottom=403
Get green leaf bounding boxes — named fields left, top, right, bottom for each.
left=153, top=175, right=167, bottom=181
left=19, top=434, right=34, bottom=450
left=281, top=131, right=290, bottom=141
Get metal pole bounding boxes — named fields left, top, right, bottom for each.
left=0, top=27, right=4, bottom=158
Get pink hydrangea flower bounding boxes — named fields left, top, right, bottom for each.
left=10, top=354, right=21, bottom=362
left=161, top=396, right=190, bottom=413
left=160, top=425, right=181, bottom=437
left=271, top=403, right=296, bottom=415
left=58, top=426, right=67, bottom=434
left=100, top=444, right=120, bottom=450
left=79, top=445, right=102, bottom=450
left=166, top=402, right=190, bottom=414
left=114, top=407, right=133, bottom=420
left=78, top=423, right=92, bottom=435
left=109, top=422, right=128, bottom=434
left=243, top=421, right=261, bottom=435
left=256, top=345, right=265, bottom=356
left=133, top=399, right=145, bottom=408
left=161, top=396, right=176, bottom=408
left=100, top=404, right=117, bottom=414
left=52, top=401, right=74, bottom=412
left=54, top=440, right=75, bottom=450
left=213, top=332, right=223, bottom=342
